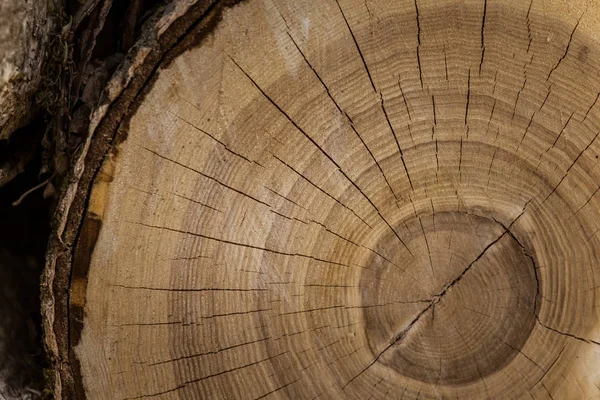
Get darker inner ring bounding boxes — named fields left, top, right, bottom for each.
left=360, top=211, right=539, bottom=385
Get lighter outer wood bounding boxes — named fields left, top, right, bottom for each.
left=76, top=0, right=600, bottom=399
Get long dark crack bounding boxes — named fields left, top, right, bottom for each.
left=379, top=93, right=415, bottom=191
left=517, top=84, right=552, bottom=151
left=331, top=1, right=415, bottom=193
left=226, top=54, right=417, bottom=257
left=334, top=0, right=377, bottom=93
left=344, top=208, right=547, bottom=391
left=536, top=319, right=600, bottom=346
left=342, top=227, right=509, bottom=389
left=583, top=92, right=600, bottom=123
left=546, top=13, right=583, bottom=81
left=165, top=108, right=256, bottom=164
left=526, top=0, right=533, bottom=53
left=512, top=63, right=528, bottom=120
left=141, top=146, right=271, bottom=207
left=465, top=68, right=471, bottom=126
left=479, top=0, right=488, bottom=74
left=540, top=112, right=598, bottom=206
left=414, top=0, right=423, bottom=88
left=459, top=137, right=464, bottom=181
left=495, top=220, right=600, bottom=348
left=443, top=46, right=449, bottom=81
left=432, top=95, right=437, bottom=135
left=499, top=220, right=541, bottom=315
left=283, top=31, right=400, bottom=203
left=398, top=79, right=413, bottom=122
left=271, top=154, right=373, bottom=230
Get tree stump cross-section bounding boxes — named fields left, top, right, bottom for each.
left=43, top=0, right=600, bottom=399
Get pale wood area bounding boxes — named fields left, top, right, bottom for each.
left=55, top=0, right=600, bottom=398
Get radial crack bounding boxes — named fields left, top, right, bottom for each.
left=512, top=63, right=528, bottom=120
left=132, top=222, right=358, bottom=269
left=141, top=146, right=270, bottom=207
left=535, top=318, right=600, bottom=346
left=414, top=0, right=423, bottom=87
left=380, top=92, right=415, bottom=191
left=226, top=56, right=418, bottom=255
left=583, top=92, right=600, bottom=123
left=165, top=108, right=256, bottom=164
left=284, top=31, right=400, bottom=202
left=334, top=0, right=377, bottom=93
left=342, top=229, right=509, bottom=389
left=540, top=112, right=595, bottom=206
left=271, top=154, right=373, bottom=229
left=526, top=0, right=533, bottom=53
left=432, top=95, right=437, bottom=126
left=465, top=68, right=471, bottom=126
left=546, top=13, right=583, bottom=81
left=491, top=221, right=599, bottom=348
left=443, top=46, right=449, bottom=81
left=479, top=0, right=488, bottom=74
left=517, top=85, right=552, bottom=151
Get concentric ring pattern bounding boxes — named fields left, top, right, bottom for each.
left=76, top=0, right=600, bottom=399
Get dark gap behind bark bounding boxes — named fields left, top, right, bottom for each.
left=0, top=123, right=52, bottom=397
left=0, top=1, right=175, bottom=397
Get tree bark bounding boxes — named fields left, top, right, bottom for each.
left=0, top=0, right=56, bottom=140
left=43, top=0, right=600, bottom=398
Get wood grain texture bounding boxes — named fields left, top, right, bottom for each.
left=50, top=0, right=600, bottom=398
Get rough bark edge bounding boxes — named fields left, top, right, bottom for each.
left=40, top=0, right=246, bottom=397
left=0, top=0, right=56, bottom=140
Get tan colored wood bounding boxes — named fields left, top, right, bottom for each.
left=46, top=0, right=600, bottom=398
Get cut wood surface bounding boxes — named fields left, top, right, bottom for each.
left=44, top=0, right=600, bottom=398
